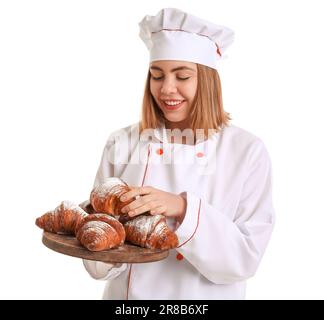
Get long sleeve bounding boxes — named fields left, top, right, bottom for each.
left=175, top=139, right=275, bottom=285
left=82, top=136, right=128, bottom=280
left=93, top=137, right=115, bottom=187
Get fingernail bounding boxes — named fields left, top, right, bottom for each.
left=121, top=207, right=126, bottom=213
left=128, top=211, right=134, bottom=216
left=120, top=196, right=126, bottom=202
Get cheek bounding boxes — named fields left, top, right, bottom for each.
left=150, top=81, right=159, bottom=98
left=182, top=83, right=197, bottom=101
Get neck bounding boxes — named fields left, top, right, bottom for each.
left=164, top=118, right=190, bottom=131
left=164, top=118, right=196, bottom=145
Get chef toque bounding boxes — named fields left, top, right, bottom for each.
left=139, top=8, right=235, bottom=70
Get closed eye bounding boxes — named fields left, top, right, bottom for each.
left=151, top=76, right=190, bottom=81
left=151, top=76, right=163, bottom=80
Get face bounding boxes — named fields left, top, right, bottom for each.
left=149, top=60, right=198, bottom=123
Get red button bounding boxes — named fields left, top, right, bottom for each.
left=196, top=152, right=204, bottom=158
left=176, top=253, right=184, bottom=261
left=156, top=148, right=163, bottom=155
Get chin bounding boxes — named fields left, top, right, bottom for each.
left=164, top=115, right=187, bottom=123
left=163, top=111, right=188, bottom=121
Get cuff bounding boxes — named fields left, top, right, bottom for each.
left=175, top=192, right=201, bottom=248
left=82, top=259, right=127, bottom=281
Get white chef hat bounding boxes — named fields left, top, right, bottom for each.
left=139, top=8, right=235, bottom=70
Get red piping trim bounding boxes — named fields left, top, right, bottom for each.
left=126, top=143, right=151, bottom=300
left=176, top=198, right=202, bottom=248
left=141, top=144, right=151, bottom=187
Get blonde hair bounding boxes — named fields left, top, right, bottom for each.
left=139, top=63, right=231, bottom=139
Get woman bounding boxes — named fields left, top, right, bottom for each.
left=83, top=8, right=275, bottom=300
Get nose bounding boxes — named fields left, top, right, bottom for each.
left=160, top=77, right=177, bottom=95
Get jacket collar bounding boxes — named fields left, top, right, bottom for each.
left=150, top=121, right=219, bottom=145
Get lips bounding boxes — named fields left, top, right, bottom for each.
left=161, top=100, right=185, bottom=111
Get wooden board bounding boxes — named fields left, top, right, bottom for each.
left=42, top=231, right=169, bottom=263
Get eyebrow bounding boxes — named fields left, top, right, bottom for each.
left=149, top=66, right=196, bottom=72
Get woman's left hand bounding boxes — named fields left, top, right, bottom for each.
left=120, top=186, right=186, bottom=222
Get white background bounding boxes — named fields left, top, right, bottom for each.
left=1, top=0, right=323, bottom=300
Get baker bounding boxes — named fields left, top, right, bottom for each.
left=83, top=7, right=275, bottom=300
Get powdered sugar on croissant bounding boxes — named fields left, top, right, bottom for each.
left=76, top=213, right=126, bottom=251
left=35, top=200, right=88, bottom=235
left=90, top=177, right=133, bottom=215
left=123, top=214, right=179, bottom=250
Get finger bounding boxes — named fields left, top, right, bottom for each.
left=150, top=205, right=167, bottom=215
left=128, top=202, right=159, bottom=217
left=120, top=186, right=152, bottom=202
left=121, top=195, right=155, bottom=213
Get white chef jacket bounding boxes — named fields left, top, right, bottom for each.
left=82, top=122, right=275, bottom=300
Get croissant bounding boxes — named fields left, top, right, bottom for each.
left=90, top=177, right=133, bottom=215
left=79, top=200, right=96, bottom=214
left=35, top=200, right=88, bottom=235
left=123, top=214, right=179, bottom=250
left=76, top=213, right=126, bottom=251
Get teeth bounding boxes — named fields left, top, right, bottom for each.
left=164, top=100, right=183, bottom=106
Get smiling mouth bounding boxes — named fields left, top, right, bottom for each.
left=161, top=100, right=185, bottom=110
